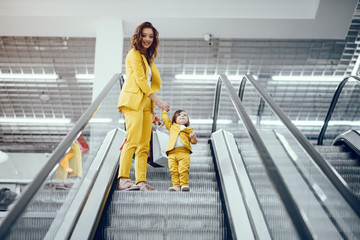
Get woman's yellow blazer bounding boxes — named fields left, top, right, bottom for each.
left=118, top=48, right=161, bottom=112
left=162, top=111, right=197, bottom=155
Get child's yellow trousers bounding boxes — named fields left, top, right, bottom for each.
left=168, top=147, right=191, bottom=187
left=55, top=141, right=83, bottom=180
left=118, top=96, right=152, bottom=184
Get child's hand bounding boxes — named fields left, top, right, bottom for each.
left=189, top=133, right=198, bottom=143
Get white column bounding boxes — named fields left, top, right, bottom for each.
left=93, top=19, right=124, bottom=101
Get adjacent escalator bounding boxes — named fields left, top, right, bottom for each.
left=315, top=143, right=360, bottom=199
left=210, top=74, right=360, bottom=239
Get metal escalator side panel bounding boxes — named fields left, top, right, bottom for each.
left=223, top=130, right=274, bottom=240
left=43, top=128, right=124, bottom=239
left=333, top=130, right=360, bottom=157
left=211, top=129, right=270, bottom=240
left=70, top=128, right=126, bottom=240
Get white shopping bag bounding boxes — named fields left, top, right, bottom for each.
left=151, top=129, right=169, bottom=167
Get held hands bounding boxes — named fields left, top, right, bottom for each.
left=149, top=93, right=170, bottom=112
left=156, top=98, right=170, bottom=112
left=189, top=133, right=198, bottom=144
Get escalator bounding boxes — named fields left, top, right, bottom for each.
left=315, top=141, right=360, bottom=199
left=94, top=140, right=229, bottom=239
left=315, top=76, right=360, bottom=200
left=210, top=74, right=360, bottom=239
left=1, top=73, right=360, bottom=239
left=0, top=73, right=231, bottom=240
left=0, top=74, right=125, bottom=239
left=3, top=190, right=67, bottom=239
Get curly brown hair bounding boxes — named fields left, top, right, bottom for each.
left=172, top=110, right=190, bottom=127
left=130, top=21, right=159, bottom=63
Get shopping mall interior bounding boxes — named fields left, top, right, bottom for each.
left=0, top=1, right=360, bottom=239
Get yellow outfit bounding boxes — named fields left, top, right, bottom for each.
left=55, top=141, right=82, bottom=180
left=60, top=152, right=74, bottom=173
left=162, top=111, right=197, bottom=187
left=117, top=48, right=161, bottom=183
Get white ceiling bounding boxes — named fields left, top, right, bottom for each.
left=0, top=0, right=357, bottom=39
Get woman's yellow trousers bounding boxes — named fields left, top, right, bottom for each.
left=118, top=96, right=152, bottom=184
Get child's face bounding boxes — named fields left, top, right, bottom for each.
left=176, top=111, right=189, bottom=125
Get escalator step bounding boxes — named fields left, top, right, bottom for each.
left=111, top=191, right=220, bottom=204
left=350, top=184, right=360, bottom=197
left=142, top=180, right=219, bottom=192
left=318, top=152, right=351, bottom=159
left=341, top=174, right=360, bottom=184
left=5, top=227, right=48, bottom=240
left=103, top=213, right=224, bottom=229
left=102, top=227, right=227, bottom=240
left=333, top=166, right=360, bottom=174
left=25, top=201, right=62, bottom=212
left=107, top=202, right=222, bottom=216
left=313, top=145, right=344, bottom=153
left=129, top=172, right=217, bottom=181
left=190, top=163, right=215, bottom=171
left=328, top=159, right=359, bottom=166
left=32, top=189, right=69, bottom=201
left=11, top=217, right=54, bottom=229
left=190, top=155, right=214, bottom=162
left=191, top=150, right=211, bottom=156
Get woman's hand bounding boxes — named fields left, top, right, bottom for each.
left=157, top=99, right=170, bottom=112
left=156, top=100, right=169, bottom=112
left=149, top=93, right=170, bottom=112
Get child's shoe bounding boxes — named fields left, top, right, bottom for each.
left=168, top=186, right=180, bottom=192
left=181, top=185, right=190, bottom=191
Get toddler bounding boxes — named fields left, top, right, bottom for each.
left=162, top=109, right=198, bottom=191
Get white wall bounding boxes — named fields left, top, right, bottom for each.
left=0, top=152, right=49, bottom=181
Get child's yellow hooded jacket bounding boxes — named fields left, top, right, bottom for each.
left=162, top=111, right=197, bottom=155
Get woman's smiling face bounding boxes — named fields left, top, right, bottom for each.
left=141, top=28, right=154, bottom=50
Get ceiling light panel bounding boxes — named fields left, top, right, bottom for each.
left=0, top=36, right=95, bottom=146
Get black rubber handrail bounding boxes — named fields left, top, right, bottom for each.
left=317, top=75, right=360, bottom=145
left=333, top=130, right=360, bottom=156
left=212, top=74, right=314, bottom=240
left=0, top=73, right=123, bottom=239
left=238, top=74, right=360, bottom=218
left=211, top=79, right=222, bottom=133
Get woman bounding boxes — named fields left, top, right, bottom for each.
left=117, top=22, right=170, bottom=191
